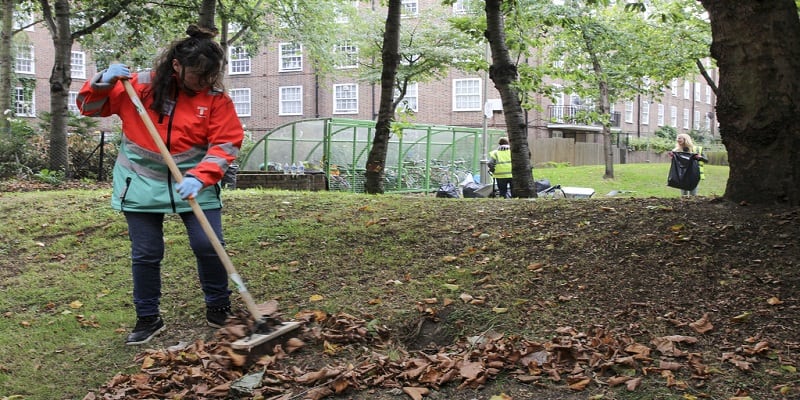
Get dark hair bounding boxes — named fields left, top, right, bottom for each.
left=498, top=137, right=509, bottom=145
left=147, top=25, right=226, bottom=114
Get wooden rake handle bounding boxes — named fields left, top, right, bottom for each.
left=121, top=79, right=263, bottom=322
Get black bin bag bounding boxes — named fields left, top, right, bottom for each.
left=667, top=152, right=701, bottom=190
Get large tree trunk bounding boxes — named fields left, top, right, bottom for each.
left=46, top=0, right=72, bottom=174
left=485, top=0, right=534, bottom=198
left=199, top=0, right=217, bottom=32
left=700, top=0, right=800, bottom=205
left=1, top=0, right=13, bottom=135
left=364, top=0, right=401, bottom=194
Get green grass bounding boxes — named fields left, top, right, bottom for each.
left=0, top=162, right=736, bottom=399
left=533, top=162, right=728, bottom=198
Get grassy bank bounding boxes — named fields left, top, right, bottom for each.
left=5, top=163, right=797, bottom=400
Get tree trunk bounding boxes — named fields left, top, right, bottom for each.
left=485, top=0, right=534, bottom=198
left=364, top=0, right=401, bottom=194
left=1, top=0, right=13, bottom=135
left=199, top=0, right=217, bottom=32
left=700, top=0, right=800, bottom=205
left=46, top=0, right=72, bottom=174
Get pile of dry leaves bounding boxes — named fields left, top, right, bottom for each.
left=84, top=307, right=787, bottom=400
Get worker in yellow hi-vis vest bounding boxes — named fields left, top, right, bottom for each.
left=488, top=137, right=512, bottom=198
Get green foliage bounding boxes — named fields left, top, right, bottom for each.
left=653, top=126, right=677, bottom=140
left=36, top=112, right=116, bottom=180
left=33, top=168, right=65, bottom=185
left=0, top=115, right=38, bottom=178
left=626, top=136, right=674, bottom=153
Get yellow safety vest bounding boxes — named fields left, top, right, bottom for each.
left=489, top=148, right=512, bottom=179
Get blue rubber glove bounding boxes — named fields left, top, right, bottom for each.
left=174, top=177, right=203, bottom=200
left=101, top=63, right=130, bottom=84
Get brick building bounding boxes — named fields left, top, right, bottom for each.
left=12, top=0, right=716, bottom=148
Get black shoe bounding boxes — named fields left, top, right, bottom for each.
left=206, top=305, right=232, bottom=328
left=125, top=315, right=165, bottom=345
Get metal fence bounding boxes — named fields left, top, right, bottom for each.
left=239, top=118, right=506, bottom=193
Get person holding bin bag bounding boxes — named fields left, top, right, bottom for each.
left=667, top=133, right=708, bottom=196
left=76, top=25, right=244, bottom=345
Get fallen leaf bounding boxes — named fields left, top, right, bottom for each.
left=767, top=296, right=783, bottom=305
left=69, top=300, right=83, bottom=309
left=626, top=377, right=642, bottom=391
left=459, top=293, right=474, bottom=303
left=568, top=377, right=591, bottom=391
left=402, top=386, right=430, bottom=400
left=442, top=283, right=459, bottom=291
left=689, top=313, right=714, bottom=334
left=441, top=255, right=458, bottom=263
left=492, top=307, right=508, bottom=314
left=309, top=294, right=324, bottom=302
left=489, top=394, right=513, bottom=400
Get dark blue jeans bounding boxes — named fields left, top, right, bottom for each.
left=124, top=210, right=231, bottom=317
left=496, top=178, right=513, bottom=199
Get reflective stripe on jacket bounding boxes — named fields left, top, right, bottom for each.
left=77, top=71, right=244, bottom=213
left=489, top=146, right=512, bottom=179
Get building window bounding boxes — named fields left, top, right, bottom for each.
left=670, top=105, right=677, bottom=127
left=641, top=100, right=650, bottom=125
left=683, top=108, right=690, bottom=129
left=334, top=1, right=358, bottom=23
left=13, top=9, right=35, bottom=31
left=705, top=114, right=712, bottom=130
left=279, top=86, right=303, bottom=115
left=334, top=84, right=358, bottom=114
left=14, top=44, right=35, bottom=74
left=453, top=78, right=481, bottom=111
left=657, top=104, right=665, bottom=126
left=334, top=42, right=358, bottom=69
left=401, top=0, right=419, bottom=17
left=624, top=101, right=634, bottom=123
left=279, top=43, right=303, bottom=72
left=15, top=87, right=35, bottom=117
left=705, top=85, right=712, bottom=104
left=694, top=82, right=701, bottom=101
left=395, top=82, right=418, bottom=112
left=71, top=51, right=86, bottom=79
left=453, top=0, right=474, bottom=15
left=229, top=88, right=251, bottom=117
left=683, top=81, right=690, bottom=99
left=229, top=46, right=251, bottom=75
left=68, top=91, right=80, bottom=114
left=670, top=79, right=678, bottom=96
left=694, top=109, right=701, bottom=130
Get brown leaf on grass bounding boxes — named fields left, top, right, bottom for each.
left=295, top=368, right=341, bottom=384
left=403, top=386, right=430, bottom=400
left=459, top=360, right=484, bottom=381
left=689, top=313, right=714, bottom=334
left=567, top=377, right=591, bottom=391
left=304, top=386, right=334, bottom=400
left=607, top=376, right=631, bottom=386
left=625, top=377, right=642, bottom=391
left=285, top=338, right=305, bottom=353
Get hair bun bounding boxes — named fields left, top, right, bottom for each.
left=185, top=24, right=217, bottom=39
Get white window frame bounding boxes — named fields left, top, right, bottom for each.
left=401, top=0, right=419, bottom=17
left=68, top=91, right=80, bottom=114
left=228, top=46, right=251, bottom=75
left=641, top=100, right=650, bottom=125
left=395, top=82, right=419, bottom=112
left=670, top=79, right=678, bottom=96
left=71, top=51, right=86, bottom=79
left=452, top=78, right=481, bottom=111
left=334, top=1, right=358, bottom=23
left=14, top=44, right=35, bottom=74
left=683, top=108, right=690, bottom=129
left=279, top=86, right=303, bottom=116
left=670, top=105, right=677, bottom=127
left=453, top=0, right=473, bottom=15
left=333, top=83, right=359, bottom=114
left=693, top=109, right=701, bottom=130
left=657, top=104, right=665, bottom=126
left=705, top=85, right=712, bottom=104
left=683, top=81, right=691, bottom=99
left=624, top=101, right=634, bottom=123
left=705, top=114, right=712, bottom=130
left=694, top=82, right=701, bottom=101
left=229, top=88, right=251, bottom=117
left=13, top=10, right=35, bottom=31
left=334, top=42, right=358, bottom=69
left=14, top=87, right=35, bottom=117
left=279, top=43, right=303, bottom=72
